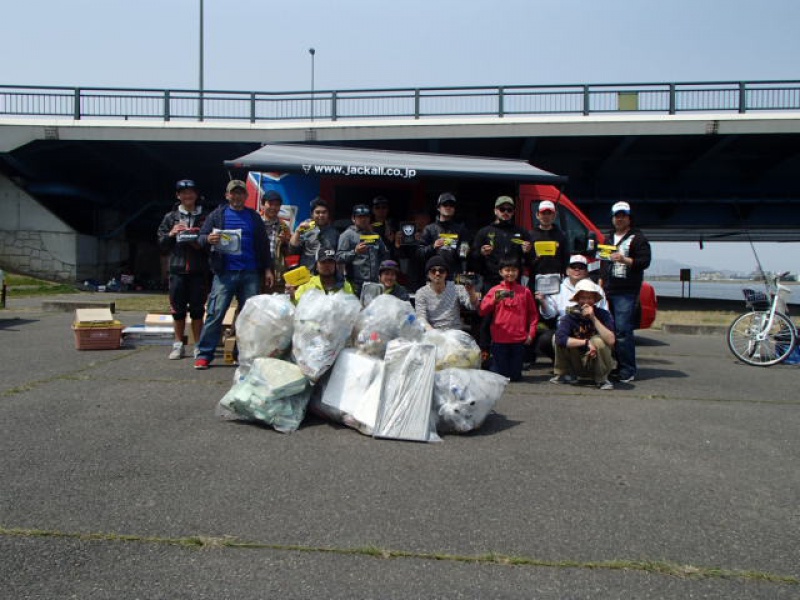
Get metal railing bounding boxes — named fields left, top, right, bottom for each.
left=1, top=80, right=799, bottom=123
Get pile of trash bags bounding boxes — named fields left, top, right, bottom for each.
left=216, top=292, right=509, bottom=441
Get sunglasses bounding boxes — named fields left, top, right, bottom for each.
left=569, top=263, right=588, bottom=270
left=497, top=206, right=514, bottom=213
left=440, top=202, right=456, bottom=208
left=429, top=267, right=447, bottom=274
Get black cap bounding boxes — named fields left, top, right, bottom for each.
left=437, top=192, right=457, bottom=206
left=262, top=190, right=282, bottom=204
left=317, top=248, right=337, bottom=262
left=352, top=204, right=371, bottom=216
left=372, top=195, right=389, bottom=206
left=176, top=179, right=197, bottom=191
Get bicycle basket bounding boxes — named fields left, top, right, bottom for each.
left=742, top=288, right=770, bottom=310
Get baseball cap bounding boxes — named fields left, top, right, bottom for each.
left=317, top=248, right=337, bottom=262
left=352, top=204, right=371, bottom=216
left=538, top=200, right=556, bottom=213
left=495, top=196, right=515, bottom=208
left=437, top=192, right=457, bottom=206
left=612, top=201, right=631, bottom=215
left=568, top=254, right=589, bottom=268
left=226, top=180, right=247, bottom=193
left=175, top=179, right=197, bottom=191
left=379, top=260, right=400, bottom=274
left=372, top=195, right=389, bottom=206
left=262, top=190, right=282, bottom=204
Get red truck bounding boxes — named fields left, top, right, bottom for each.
left=225, top=144, right=656, bottom=328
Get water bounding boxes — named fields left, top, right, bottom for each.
left=651, top=280, right=800, bottom=304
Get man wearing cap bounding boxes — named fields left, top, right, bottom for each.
left=552, top=279, right=616, bottom=390
left=156, top=179, right=210, bottom=360
left=336, top=203, right=388, bottom=296
left=291, top=248, right=354, bottom=304
left=371, top=195, right=396, bottom=257
left=528, top=199, right=569, bottom=279
left=415, top=255, right=479, bottom=331
left=472, top=196, right=531, bottom=292
left=378, top=260, right=410, bottom=301
left=288, top=197, right=339, bottom=270
left=259, top=189, right=291, bottom=291
left=418, top=192, right=471, bottom=278
left=599, top=201, right=651, bottom=383
left=192, top=180, right=274, bottom=369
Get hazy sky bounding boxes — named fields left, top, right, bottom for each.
left=1, top=0, right=798, bottom=272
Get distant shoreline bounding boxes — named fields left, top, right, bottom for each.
left=649, top=277, right=798, bottom=285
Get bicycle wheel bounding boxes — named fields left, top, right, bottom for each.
left=727, top=311, right=796, bottom=366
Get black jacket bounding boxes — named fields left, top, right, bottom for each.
left=599, top=227, right=652, bottom=295
left=471, top=220, right=530, bottom=289
left=156, top=205, right=210, bottom=275
left=528, top=226, right=569, bottom=277
left=417, top=218, right=471, bottom=276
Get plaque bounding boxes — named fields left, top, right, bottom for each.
left=400, top=222, right=417, bottom=245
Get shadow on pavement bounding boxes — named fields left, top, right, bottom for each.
left=0, top=317, right=40, bottom=330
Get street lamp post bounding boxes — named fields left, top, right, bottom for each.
left=199, top=0, right=205, bottom=121
left=309, top=47, right=316, bottom=121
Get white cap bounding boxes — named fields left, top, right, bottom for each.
left=538, top=200, right=556, bottom=212
left=570, top=279, right=604, bottom=302
left=568, top=254, right=588, bottom=266
left=611, top=201, right=631, bottom=215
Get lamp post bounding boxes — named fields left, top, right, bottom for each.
left=199, top=0, right=205, bottom=121
left=309, top=47, right=316, bottom=121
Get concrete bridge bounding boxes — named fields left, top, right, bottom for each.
left=1, top=80, right=799, bottom=282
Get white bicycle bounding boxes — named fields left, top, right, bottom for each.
left=727, top=272, right=797, bottom=367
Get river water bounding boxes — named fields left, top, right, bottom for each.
left=650, top=280, right=800, bottom=304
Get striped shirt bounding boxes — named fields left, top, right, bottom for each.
left=414, top=281, right=476, bottom=330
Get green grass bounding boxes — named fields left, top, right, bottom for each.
left=3, top=273, right=79, bottom=297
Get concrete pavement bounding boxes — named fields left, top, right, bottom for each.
left=1, top=295, right=798, bottom=599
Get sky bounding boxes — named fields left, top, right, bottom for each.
left=1, top=0, right=799, bottom=272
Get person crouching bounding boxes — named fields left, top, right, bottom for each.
left=479, top=258, right=539, bottom=382
left=551, top=280, right=616, bottom=390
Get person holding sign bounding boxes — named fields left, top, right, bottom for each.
left=336, top=204, right=388, bottom=296
left=418, top=192, right=471, bottom=278
left=527, top=200, right=569, bottom=281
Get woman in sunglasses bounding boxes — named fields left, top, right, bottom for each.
left=415, top=256, right=480, bottom=331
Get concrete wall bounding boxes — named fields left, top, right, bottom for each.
left=0, top=174, right=127, bottom=282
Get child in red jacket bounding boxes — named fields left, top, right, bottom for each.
left=479, top=258, right=539, bottom=381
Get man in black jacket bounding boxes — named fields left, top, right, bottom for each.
left=417, top=192, right=471, bottom=277
left=156, top=179, right=209, bottom=360
left=472, top=196, right=531, bottom=292
left=599, top=201, right=652, bottom=383
left=192, top=180, right=274, bottom=369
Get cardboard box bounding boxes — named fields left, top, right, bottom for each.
left=223, top=335, right=237, bottom=364
left=145, top=313, right=174, bottom=327
left=73, top=308, right=123, bottom=350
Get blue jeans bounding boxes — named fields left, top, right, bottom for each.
left=195, top=271, right=261, bottom=362
left=491, top=342, right=525, bottom=382
left=608, top=293, right=637, bottom=379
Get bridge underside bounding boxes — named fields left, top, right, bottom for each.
left=1, top=130, right=799, bottom=243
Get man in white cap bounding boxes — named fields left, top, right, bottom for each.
left=551, top=279, right=616, bottom=390
left=528, top=199, right=569, bottom=279
left=599, top=201, right=651, bottom=383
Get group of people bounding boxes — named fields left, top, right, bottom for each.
left=157, top=179, right=651, bottom=387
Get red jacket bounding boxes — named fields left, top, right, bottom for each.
left=479, top=281, right=539, bottom=344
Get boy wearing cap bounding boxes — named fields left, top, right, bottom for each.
left=336, top=204, right=388, bottom=296
left=288, top=197, right=339, bottom=269
left=291, top=248, right=354, bottom=304
left=599, top=201, right=651, bottom=383
left=418, top=192, right=471, bottom=277
left=157, top=179, right=210, bottom=360
left=552, top=279, right=616, bottom=390
left=378, top=260, right=409, bottom=301
left=259, top=189, right=291, bottom=291
left=479, top=258, right=539, bottom=382
left=193, top=180, right=274, bottom=369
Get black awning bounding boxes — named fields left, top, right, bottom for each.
left=224, top=143, right=566, bottom=184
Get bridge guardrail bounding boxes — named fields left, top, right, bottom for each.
left=1, top=80, right=799, bottom=123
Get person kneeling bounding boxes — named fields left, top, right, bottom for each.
left=552, top=280, right=616, bottom=390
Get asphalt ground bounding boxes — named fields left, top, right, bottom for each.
left=1, top=294, right=799, bottom=599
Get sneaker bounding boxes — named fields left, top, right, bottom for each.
left=549, top=375, right=575, bottom=385
left=597, top=380, right=614, bottom=390
left=194, top=358, right=210, bottom=370
left=619, top=374, right=635, bottom=383
left=168, top=342, right=185, bottom=360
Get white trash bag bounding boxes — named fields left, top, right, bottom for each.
left=422, top=328, right=482, bottom=370
left=235, top=294, right=295, bottom=369
left=433, top=368, right=509, bottom=433
left=353, top=294, right=424, bottom=357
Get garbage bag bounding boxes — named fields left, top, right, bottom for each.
left=433, top=368, right=509, bottom=433
left=422, top=329, right=482, bottom=370
left=374, top=340, right=440, bottom=443
left=235, top=294, right=295, bottom=369
left=218, top=358, right=310, bottom=433
left=292, top=289, right=361, bottom=382
left=353, top=294, right=424, bottom=358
